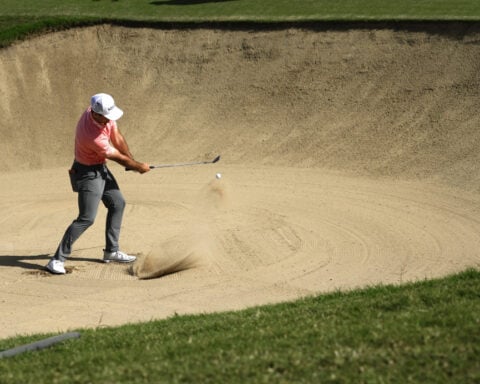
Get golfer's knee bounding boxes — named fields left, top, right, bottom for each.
left=106, top=195, right=126, bottom=212
left=118, top=197, right=126, bottom=210
left=76, top=216, right=95, bottom=228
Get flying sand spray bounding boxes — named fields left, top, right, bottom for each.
left=129, top=155, right=225, bottom=279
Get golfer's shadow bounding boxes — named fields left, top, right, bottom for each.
left=151, top=0, right=235, bottom=5
left=0, top=254, right=102, bottom=272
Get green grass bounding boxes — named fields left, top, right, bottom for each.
left=1, top=269, right=479, bottom=383
left=1, top=0, right=480, bottom=21
left=0, top=16, right=102, bottom=48
left=0, top=0, right=480, bottom=47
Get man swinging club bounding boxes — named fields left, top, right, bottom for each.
left=46, top=93, right=150, bottom=274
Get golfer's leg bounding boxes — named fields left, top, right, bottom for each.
left=54, top=176, right=104, bottom=261
left=102, top=170, right=126, bottom=253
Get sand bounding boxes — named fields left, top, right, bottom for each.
left=1, top=23, right=480, bottom=339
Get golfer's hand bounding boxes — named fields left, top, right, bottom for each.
left=138, top=163, right=151, bottom=174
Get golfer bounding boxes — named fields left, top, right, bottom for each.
left=46, top=93, right=150, bottom=274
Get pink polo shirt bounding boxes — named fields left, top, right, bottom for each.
left=74, top=107, right=118, bottom=165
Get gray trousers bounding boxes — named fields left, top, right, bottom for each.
left=54, top=162, right=126, bottom=262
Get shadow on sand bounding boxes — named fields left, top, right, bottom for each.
left=0, top=254, right=102, bottom=272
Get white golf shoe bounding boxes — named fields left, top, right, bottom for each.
left=46, top=258, right=66, bottom=274
left=103, top=250, right=136, bottom=263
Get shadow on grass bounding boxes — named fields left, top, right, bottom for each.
left=151, top=0, right=236, bottom=5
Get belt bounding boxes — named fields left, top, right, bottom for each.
left=73, top=160, right=107, bottom=171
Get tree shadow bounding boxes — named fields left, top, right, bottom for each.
left=0, top=254, right=102, bottom=272
left=151, top=0, right=236, bottom=5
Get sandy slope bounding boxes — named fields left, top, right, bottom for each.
left=1, top=24, right=480, bottom=339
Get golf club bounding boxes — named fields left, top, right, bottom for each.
left=126, top=155, right=220, bottom=171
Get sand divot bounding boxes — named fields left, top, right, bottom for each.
left=131, top=179, right=229, bottom=279
left=130, top=246, right=198, bottom=280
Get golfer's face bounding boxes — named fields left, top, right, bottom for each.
left=92, top=111, right=110, bottom=125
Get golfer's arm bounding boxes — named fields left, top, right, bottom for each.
left=110, top=127, right=133, bottom=159
left=106, top=150, right=148, bottom=173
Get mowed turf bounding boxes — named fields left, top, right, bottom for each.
left=0, top=270, right=479, bottom=383
left=1, top=1, right=480, bottom=383
left=0, top=0, right=480, bottom=47
left=1, top=0, right=479, bottom=20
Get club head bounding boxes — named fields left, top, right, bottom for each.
left=212, top=155, right=220, bottom=163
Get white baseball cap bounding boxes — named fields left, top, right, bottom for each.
left=90, top=93, right=123, bottom=121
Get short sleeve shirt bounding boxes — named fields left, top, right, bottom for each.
left=74, top=107, right=118, bottom=165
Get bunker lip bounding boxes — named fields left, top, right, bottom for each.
left=0, top=24, right=479, bottom=339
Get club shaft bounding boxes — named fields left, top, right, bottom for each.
left=151, top=160, right=212, bottom=169
left=126, top=155, right=220, bottom=171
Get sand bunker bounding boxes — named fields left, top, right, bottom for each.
left=1, top=24, right=480, bottom=338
